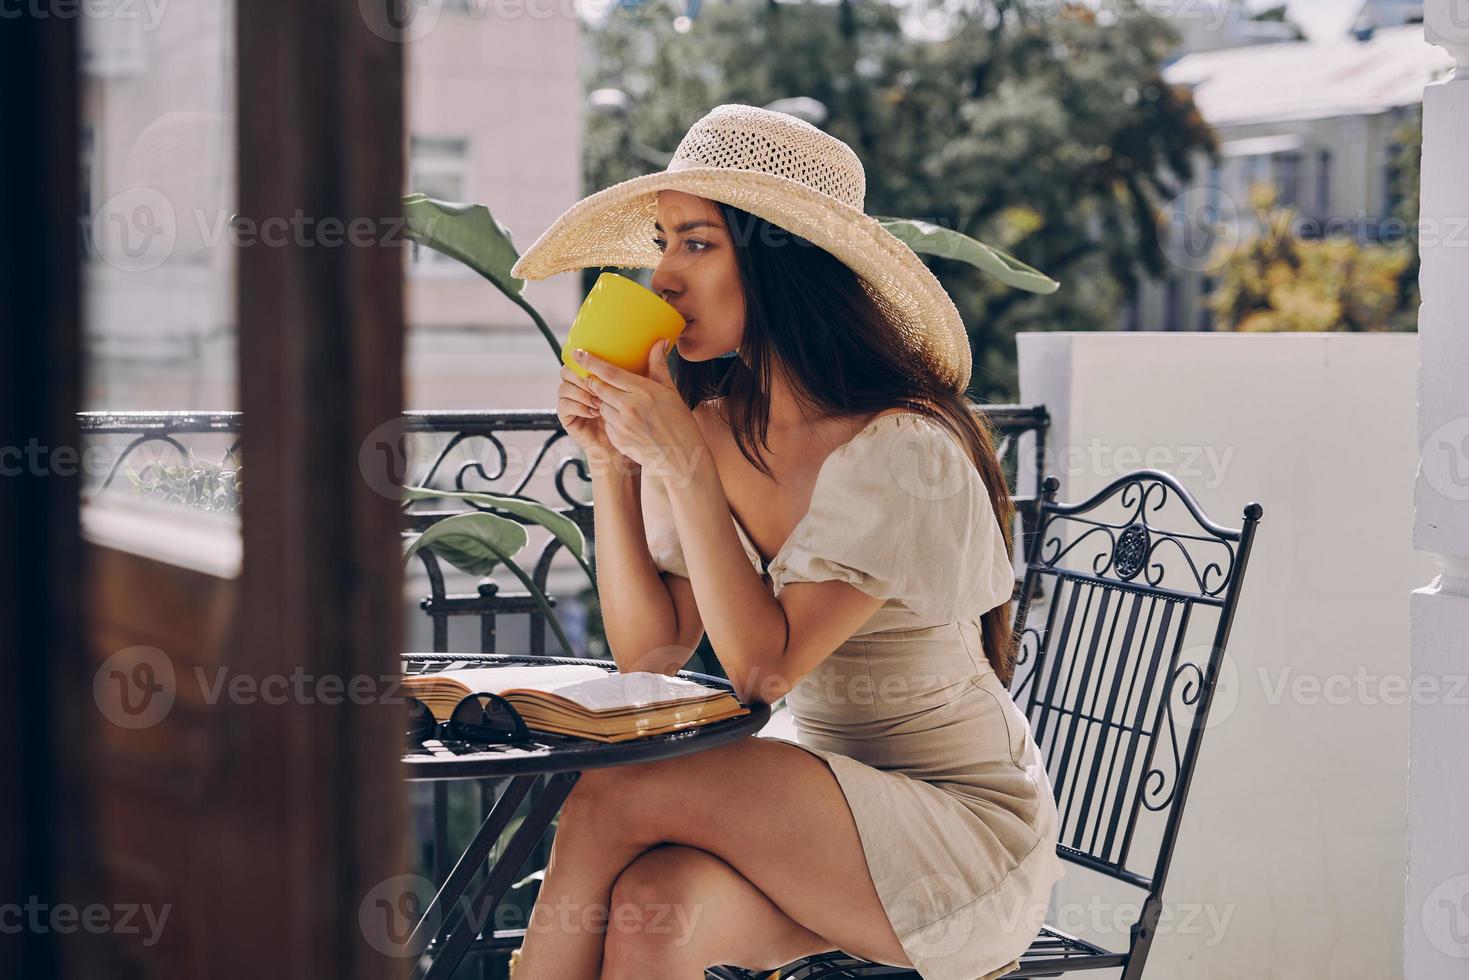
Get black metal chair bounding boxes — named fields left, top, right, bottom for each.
left=707, top=469, right=1263, bottom=980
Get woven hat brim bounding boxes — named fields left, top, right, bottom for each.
left=509, top=166, right=972, bottom=393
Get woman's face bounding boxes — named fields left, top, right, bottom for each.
left=650, top=190, right=745, bottom=362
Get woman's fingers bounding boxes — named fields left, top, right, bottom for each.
left=571, top=349, right=636, bottom=391
left=558, top=393, right=599, bottom=420
left=558, top=377, right=600, bottom=410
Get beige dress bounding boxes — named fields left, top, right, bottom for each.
left=641, top=411, right=1066, bottom=980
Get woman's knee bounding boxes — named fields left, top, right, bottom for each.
left=603, top=847, right=713, bottom=964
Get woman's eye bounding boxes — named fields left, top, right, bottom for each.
left=651, top=237, right=708, bottom=254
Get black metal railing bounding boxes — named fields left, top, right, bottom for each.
left=79, top=405, right=1050, bottom=662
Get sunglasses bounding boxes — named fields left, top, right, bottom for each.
left=405, top=692, right=532, bottom=748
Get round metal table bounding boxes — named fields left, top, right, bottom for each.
left=399, top=653, right=772, bottom=980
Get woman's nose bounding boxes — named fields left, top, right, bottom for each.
left=649, top=265, right=680, bottom=302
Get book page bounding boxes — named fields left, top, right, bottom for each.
left=532, top=671, right=731, bottom=712
left=429, top=665, right=730, bottom=712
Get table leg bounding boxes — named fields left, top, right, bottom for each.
left=433, top=782, right=451, bottom=886
left=413, top=770, right=581, bottom=980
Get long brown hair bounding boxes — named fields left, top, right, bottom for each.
left=667, top=202, right=1018, bottom=686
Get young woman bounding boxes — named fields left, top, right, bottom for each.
left=508, top=104, right=1063, bottom=980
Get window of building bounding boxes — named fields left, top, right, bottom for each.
left=1383, top=141, right=1405, bottom=223
left=1274, top=151, right=1300, bottom=208
left=1316, top=149, right=1332, bottom=215
left=408, top=136, right=473, bottom=274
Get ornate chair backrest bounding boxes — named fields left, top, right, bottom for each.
left=1008, top=469, right=1262, bottom=967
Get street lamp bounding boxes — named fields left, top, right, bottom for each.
left=587, top=88, right=673, bottom=170
left=763, top=97, right=828, bottom=126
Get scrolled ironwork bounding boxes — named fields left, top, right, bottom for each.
left=1142, top=661, right=1206, bottom=813
left=1033, top=471, right=1241, bottom=600
left=82, top=406, right=1049, bottom=658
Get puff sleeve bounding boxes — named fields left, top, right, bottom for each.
left=640, top=470, right=689, bottom=578
left=765, top=413, right=1017, bottom=623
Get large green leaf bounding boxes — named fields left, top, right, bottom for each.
left=402, top=194, right=561, bottom=360
left=404, top=486, right=592, bottom=584
left=402, top=512, right=527, bottom=578
left=402, top=513, right=576, bottom=655
left=403, top=194, right=526, bottom=297
left=875, top=216, right=1060, bottom=294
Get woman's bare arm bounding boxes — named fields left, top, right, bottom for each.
left=592, top=464, right=700, bottom=675
left=659, top=443, right=887, bottom=705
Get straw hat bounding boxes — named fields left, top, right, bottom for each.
left=509, top=103, right=973, bottom=392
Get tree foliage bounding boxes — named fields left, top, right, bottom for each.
left=584, top=0, right=1215, bottom=400
left=1208, top=186, right=1415, bottom=332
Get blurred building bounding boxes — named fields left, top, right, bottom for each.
left=1157, top=0, right=1300, bottom=59
left=1127, top=16, right=1452, bottom=332
left=80, top=0, right=583, bottom=412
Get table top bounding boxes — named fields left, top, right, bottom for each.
left=401, top=653, right=772, bottom=781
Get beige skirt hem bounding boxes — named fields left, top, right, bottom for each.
left=757, top=733, right=1063, bottom=980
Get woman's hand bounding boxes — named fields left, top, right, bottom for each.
left=573, top=340, right=704, bottom=483
left=556, top=362, right=622, bottom=463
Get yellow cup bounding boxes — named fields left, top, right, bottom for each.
left=562, top=272, right=687, bottom=381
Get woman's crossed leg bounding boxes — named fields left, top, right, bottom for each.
left=511, top=736, right=913, bottom=979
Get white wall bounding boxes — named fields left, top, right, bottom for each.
left=1406, top=9, right=1469, bottom=976
left=1017, top=331, right=1431, bottom=979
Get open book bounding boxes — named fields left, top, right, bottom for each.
left=402, top=664, right=749, bottom=743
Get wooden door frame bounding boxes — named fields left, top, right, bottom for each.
left=1, top=2, right=409, bottom=977
left=0, top=9, right=95, bottom=979
left=212, top=0, right=408, bottom=976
